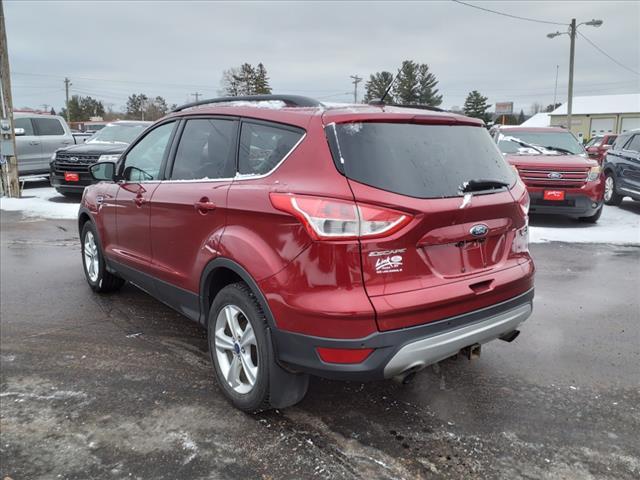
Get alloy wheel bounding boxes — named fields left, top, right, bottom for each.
left=604, top=176, right=614, bottom=202
left=83, top=231, right=99, bottom=283
left=214, top=304, right=259, bottom=394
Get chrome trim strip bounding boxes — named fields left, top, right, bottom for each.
left=383, top=303, right=532, bottom=378
left=620, top=187, right=640, bottom=195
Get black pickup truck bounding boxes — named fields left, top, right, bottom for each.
left=50, top=120, right=151, bottom=196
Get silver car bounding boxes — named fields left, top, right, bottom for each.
left=13, top=113, right=75, bottom=175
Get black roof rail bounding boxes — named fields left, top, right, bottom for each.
left=172, top=94, right=322, bottom=112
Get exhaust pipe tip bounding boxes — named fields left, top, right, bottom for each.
left=500, top=329, right=520, bottom=343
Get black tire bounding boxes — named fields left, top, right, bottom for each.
left=604, top=172, right=623, bottom=206
left=208, top=282, right=308, bottom=413
left=578, top=205, right=603, bottom=224
left=80, top=221, right=125, bottom=293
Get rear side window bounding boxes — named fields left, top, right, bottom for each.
left=171, top=119, right=237, bottom=180
left=625, top=135, right=640, bottom=153
left=14, top=117, right=35, bottom=135
left=238, top=122, right=304, bottom=176
left=33, top=117, right=64, bottom=136
left=328, top=123, right=514, bottom=199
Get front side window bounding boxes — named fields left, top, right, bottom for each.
left=171, top=119, right=237, bottom=180
left=238, top=122, right=304, bottom=175
left=604, top=135, right=617, bottom=146
left=123, top=122, right=175, bottom=181
left=614, top=134, right=632, bottom=150
left=14, top=117, right=35, bottom=136
left=327, top=123, right=514, bottom=199
left=33, top=118, right=64, bottom=136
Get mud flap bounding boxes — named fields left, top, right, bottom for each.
left=267, top=329, right=309, bottom=409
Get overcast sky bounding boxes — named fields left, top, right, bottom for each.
left=6, top=1, right=640, bottom=114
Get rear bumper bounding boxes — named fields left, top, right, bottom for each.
left=271, top=288, right=534, bottom=381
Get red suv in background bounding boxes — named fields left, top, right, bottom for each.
left=493, top=126, right=604, bottom=223
left=585, top=134, right=617, bottom=164
left=79, top=95, right=534, bottom=412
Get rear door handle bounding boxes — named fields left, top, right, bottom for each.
left=194, top=198, right=216, bottom=214
left=29, top=141, right=40, bottom=145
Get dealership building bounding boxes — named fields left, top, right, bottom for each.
left=548, top=93, right=640, bottom=140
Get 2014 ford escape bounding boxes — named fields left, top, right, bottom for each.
left=79, top=95, right=535, bottom=412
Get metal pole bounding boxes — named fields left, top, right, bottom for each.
left=0, top=0, right=20, bottom=197
left=64, top=77, right=71, bottom=122
left=350, top=75, right=362, bottom=104
left=567, top=19, right=576, bottom=130
left=553, top=64, right=559, bottom=109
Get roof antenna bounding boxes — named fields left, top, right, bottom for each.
left=369, top=68, right=401, bottom=106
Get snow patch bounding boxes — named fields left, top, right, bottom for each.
left=1, top=187, right=79, bottom=220
left=529, top=203, right=639, bottom=244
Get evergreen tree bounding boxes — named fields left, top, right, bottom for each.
left=393, top=60, right=420, bottom=104
left=49, top=107, right=56, bottom=116
left=220, top=63, right=271, bottom=96
left=253, top=63, right=272, bottom=94
left=126, top=93, right=149, bottom=120
left=416, top=63, right=442, bottom=106
left=518, top=109, right=525, bottom=124
left=545, top=102, right=562, bottom=112
left=61, top=95, right=105, bottom=121
left=364, top=71, right=394, bottom=103
left=463, top=90, right=491, bottom=122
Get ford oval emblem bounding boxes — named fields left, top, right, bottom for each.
left=548, top=172, right=563, bottom=179
left=470, top=224, right=489, bottom=237
left=69, top=156, right=78, bottom=162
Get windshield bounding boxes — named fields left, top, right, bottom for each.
left=327, top=122, right=514, bottom=199
left=89, top=123, right=148, bottom=144
left=497, top=131, right=585, bottom=155
left=585, top=136, right=603, bottom=148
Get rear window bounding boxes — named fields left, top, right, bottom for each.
left=327, top=122, right=514, bottom=199
left=33, top=117, right=64, bottom=136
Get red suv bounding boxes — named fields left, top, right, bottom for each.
left=585, top=134, right=617, bottom=164
left=493, top=126, right=604, bottom=223
left=79, top=95, right=534, bottom=412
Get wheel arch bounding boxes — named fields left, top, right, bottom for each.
left=199, top=258, right=277, bottom=330
left=78, top=207, right=93, bottom=236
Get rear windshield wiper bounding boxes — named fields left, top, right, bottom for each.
left=460, top=179, right=509, bottom=193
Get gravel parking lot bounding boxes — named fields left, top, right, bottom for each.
left=1, top=186, right=639, bottom=479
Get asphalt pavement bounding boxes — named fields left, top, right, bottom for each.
left=1, top=204, right=639, bottom=479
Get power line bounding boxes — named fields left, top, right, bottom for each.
left=451, top=0, right=567, bottom=26
left=577, top=31, right=640, bottom=76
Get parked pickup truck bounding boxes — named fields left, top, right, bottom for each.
left=14, top=113, right=89, bottom=176
left=50, top=120, right=151, bottom=196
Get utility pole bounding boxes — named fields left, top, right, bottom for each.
left=350, top=75, right=362, bottom=104
left=553, top=64, right=559, bottom=109
left=191, top=92, right=202, bottom=102
left=547, top=18, right=602, bottom=131
left=0, top=0, right=20, bottom=197
left=567, top=18, right=576, bottom=131
left=64, top=77, right=71, bottom=122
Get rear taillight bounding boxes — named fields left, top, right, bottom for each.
left=270, top=193, right=411, bottom=240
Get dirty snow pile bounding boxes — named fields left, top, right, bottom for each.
left=1, top=186, right=79, bottom=220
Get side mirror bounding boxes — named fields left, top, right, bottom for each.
left=89, top=161, right=116, bottom=181
left=14, top=127, right=25, bottom=136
